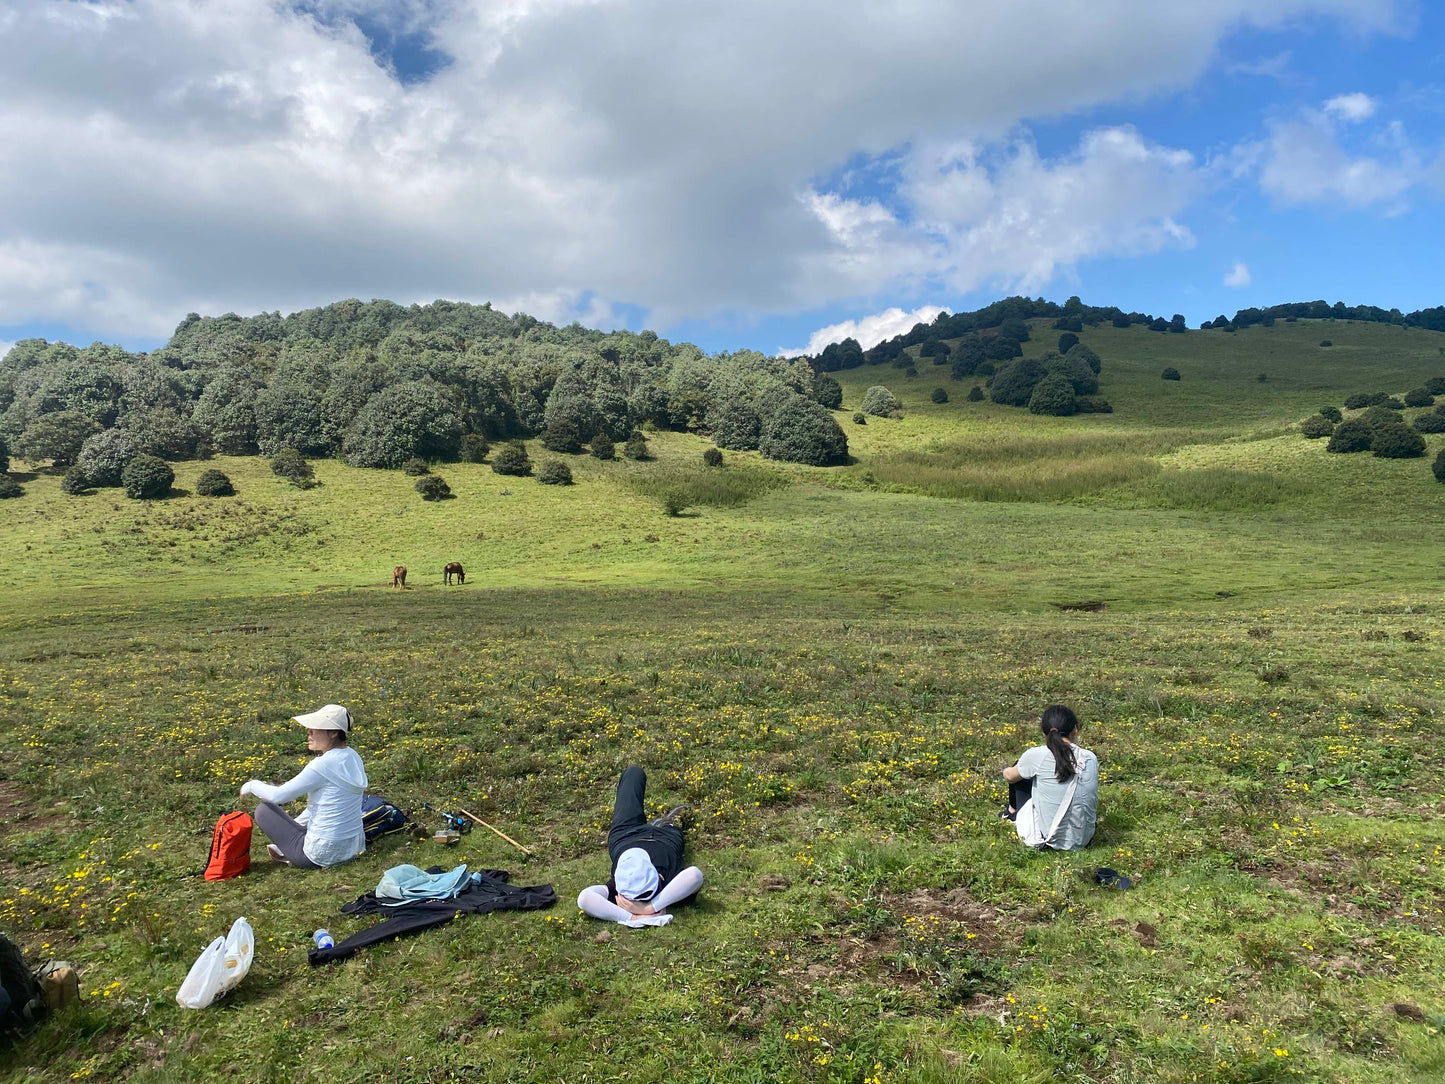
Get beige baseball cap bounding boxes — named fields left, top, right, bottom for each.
left=292, top=704, right=352, bottom=732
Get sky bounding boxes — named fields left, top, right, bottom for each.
left=1, top=1, right=1442, bottom=361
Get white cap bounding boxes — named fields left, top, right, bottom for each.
left=615, top=848, right=659, bottom=901
left=292, top=704, right=352, bottom=732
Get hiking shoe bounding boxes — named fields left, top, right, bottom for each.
left=651, top=804, right=693, bottom=829
left=266, top=844, right=291, bottom=865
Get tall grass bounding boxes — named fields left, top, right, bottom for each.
left=621, top=460, right=786, bottom=508
left=1103, top=467, right=1307, bottom=512
left=866, top=429, right=1256, bottom=503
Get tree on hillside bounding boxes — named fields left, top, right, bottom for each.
left=191, top=366, right=263, bottom=454
left=810, top=373, right=843, bottom=410
left=999, top=317, right=1031, bottom=343
left=984, top=335, right=1022, bottom=361
left=1066, top=342, right=1102, bottom=375
left=758, top=396, right=849, bottom=466
left=1046, top=352, right=1098, bottom=395
left=860, top=386, right=899, bottom=417
left=76, top=428, right=140, bottom=487
left=14, top=411, right=100, bottom=467
left=1057, top=332, right=1079, bottom=354
left=1028, top=372, right=1078, bottom=416
left=989, top=357, right=1048, bottom=407
left=343, top=381, right=463, bottom=468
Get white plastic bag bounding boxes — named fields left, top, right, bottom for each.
left=176, top=916, right=254, bottom=1010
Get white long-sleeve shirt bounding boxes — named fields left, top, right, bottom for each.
left=241, top=747, right=368, bottom=868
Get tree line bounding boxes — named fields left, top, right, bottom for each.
left=0, top=299, right=850, bottom=473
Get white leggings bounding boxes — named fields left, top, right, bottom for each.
left=578, top=866, right=705, bottom=922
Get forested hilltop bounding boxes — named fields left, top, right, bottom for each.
left=3, top=293, right=1442, bottom=478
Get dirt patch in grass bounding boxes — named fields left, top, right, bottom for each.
left=0, top=778, right=69, bottom=840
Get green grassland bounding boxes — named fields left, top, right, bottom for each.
left=1, top=318, right=1444, bottom=1083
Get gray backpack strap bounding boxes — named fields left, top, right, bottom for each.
left=1040, top=774, right=1079, bottom=847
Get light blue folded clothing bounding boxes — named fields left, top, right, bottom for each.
left=375, top=863, right=472, bottom=906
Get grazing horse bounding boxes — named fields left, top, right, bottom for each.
left=392, top=566, right=407, bottom=588
left=443, top=562, right=465, bottom=585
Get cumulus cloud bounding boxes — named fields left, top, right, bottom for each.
left=0, top=0, right=1404, bottom=341
left=1323, top=92, right=1377, bottom=121
left=0, top=339, right=15, bottom=361
left=1224, top=261, right=1252, bottom=287
left=782, top=305, right=945, bottom=357
left=1256, top=102, right=1422, bottom=210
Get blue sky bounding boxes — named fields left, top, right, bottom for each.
left=1, top=0, right=1441, bottom=361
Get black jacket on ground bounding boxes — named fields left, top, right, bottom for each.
left=308, top=868, right=555, bottom=965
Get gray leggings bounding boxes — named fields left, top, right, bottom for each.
left=254, top=801, right=321, bottom=868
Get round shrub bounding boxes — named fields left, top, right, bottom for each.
left=0, top=475, right=23, bottom=499
left=1319, top=340, right=1333, bottom=347
left=852, top=411, right=866, bottom=425
left=901, top=365, right=917, bottom=378
left=537, top=460, right=573, bottom=486
left=1027, top=372, right=1078, bottom=416
left=1425, top=376, right=1445, bottom=396
left=966, top=386, right=984, bottom=402
left=702, top=447, right=723, bottom=467
left=195, top=468, right=235, bottom=497
left=1357, top=405, right=1404, bottom=433
left=460, top=433, right=490, bottom=463
left=121, top=454, right=174, bottom=500
left=1161, top=367, right=1181, bottom=381
left=976, top=360, right=995, bottom=377
left=416, top=475, right=452, bottom=500
left=1435, top=448, right=1445, bottom=484
left=590, top=433, right=615, bottom=460
left=1257, top=373, right=1268, bottom=383
left=1057, top=332, right=1079, bottom=355
left=623, top=432, right=650, bottom=461
left=60, top=466, right=91, bottom=495
left=1379, top=396, right=1406, bottom=410
left=1326, top=419, right=1375, bottom=454
left=758, top=396, right=849, bottom=466
left=811, top=373, right=843, bottom=409
left=1075, top=397, right=1114, bottom=414
left=270, top=447, right=317, bottom=488
left=491, top=444, right=532, bottom=476
left=930, top=388, right=948, bottom=404
left=1319, top=406, right=1343, bottom=423
left=988, top=357, right=1048, bottom=406
left=401, top=457, right=430, bottom=476
left=1404, top=388, right=1435, bottom=408
left=1371, top=423, right=1426, bottom=459
left=1046, top=353, right=1098, bottom=395
left=861, top=386, right=899, bottom=417
left=76, top=429, right=140, bottom=488
left=661, top=488, right=690, bottom=517
left=1364, top=392, right=1395, bottom=407
left=1300, top=414, right=1335, bottom=439
left=1343, top=393, right=1372, bottom=410
left=710, top=398, right=762, bottom=450
left=1412, top=412, right=1445, bottom=434
left=15, top=410, right=101, bottom=468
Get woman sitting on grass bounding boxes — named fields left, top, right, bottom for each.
left=1001, top=705, right=1098, bottom=851
left=239, top=704, right=368, bottom=869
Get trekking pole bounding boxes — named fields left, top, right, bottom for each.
left=457, top=807, right=533, bottom=856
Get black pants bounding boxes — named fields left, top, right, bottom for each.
left=606, top=766, right=684, bottom=871
left=1003, top=779, right=1033, bottom=821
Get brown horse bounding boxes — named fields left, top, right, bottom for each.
left=392, top=566, right=407, bottom=588
left=443, top=562, right=465, bottom=585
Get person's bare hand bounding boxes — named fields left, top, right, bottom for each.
left=616, top=896, right=656, bottom=917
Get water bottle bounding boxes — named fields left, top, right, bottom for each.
left=313, top=928, right=334, bottom=950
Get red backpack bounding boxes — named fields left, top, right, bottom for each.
left=204, top=811, right=253, bottom=881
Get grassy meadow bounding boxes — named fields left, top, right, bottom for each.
left=1, top=317, right=1444, bottom=1083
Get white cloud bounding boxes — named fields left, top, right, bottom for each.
left=0, top=339, right=15, bottom=360
left=1323, top=92, right=1377, bottom=122
left=801, top=126, right=1201, bottom=301
left=1224, top=261, right=1251, bottom=287
left=0, top=0, right=1405, bottom=340
left=1256, top=106, right=1421, bottom=210
left=782, top=305, right=945, bottom=357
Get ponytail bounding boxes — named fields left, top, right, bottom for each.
left=1040, top=704, right=1079, bottom=782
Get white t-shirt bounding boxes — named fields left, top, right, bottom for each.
left=241, top=747, right=368, bottom=867
left=1015, top=742, right=1098, bottom=851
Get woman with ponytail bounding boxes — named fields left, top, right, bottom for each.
left=1000, top=705, right=1098, bottom=850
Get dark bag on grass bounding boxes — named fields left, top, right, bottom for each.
left=0, top=933, right=41, bottom=1032
left=361, top=795, right=409, bottom=842
left=203, top=811, right=253, bottom=881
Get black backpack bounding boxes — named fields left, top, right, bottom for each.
left=0, top=933, right=41, bottom=1032
left=361, top=795, right=410, bottom=842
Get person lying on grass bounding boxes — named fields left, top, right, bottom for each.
left=578, top=765, right=703, bottom=927
left=239, top=704, right=368, bottom=869
left=1000, top=704, right=1098, bottom=851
